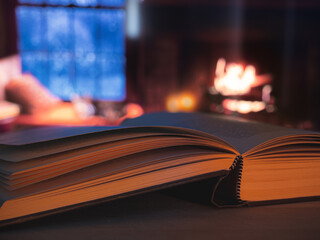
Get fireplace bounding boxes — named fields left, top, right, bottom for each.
left=126, top=0, right=320, bottom=130
left=208, top=58, right=274, bottom=115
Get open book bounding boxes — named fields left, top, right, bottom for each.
left=0, top=112, right=319, bottom=225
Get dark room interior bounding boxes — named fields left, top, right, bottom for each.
left=0, top=0, right=319, bottom=239
left=0, top=0, right=320, bottom=129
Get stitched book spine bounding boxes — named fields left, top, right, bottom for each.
left=211, top=155, right=247, bottom=207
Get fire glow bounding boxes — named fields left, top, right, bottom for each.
left=212, top=58, right=273, bottom=114
left=214, top=58, right=256, bottom=96
left=222, top=99, right=266, bottom=114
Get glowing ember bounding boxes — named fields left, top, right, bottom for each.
left=222, top=99, right=266, bottom=114
left=214, top=58, right=256, bottom=96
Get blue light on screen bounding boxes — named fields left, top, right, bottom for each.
left=100, top=10, right=125, bottom=53
left=42, top=0, right=125, bottom=7
left=19, top=0, right=126, bottom=6
left=97, top=55, right=125, bottom=100
left=48, top=52, right=74, bottom=99
left=17, top=7, right=44, bottom=51
left=21, top=52, right=48, bottom=86
left=16, top=3, right=126, bottom=101
left=99, top=0, right=125, bottom=7
left=19, top=0, right=44, bottom=4
left=45, top=0, right=74, bottom=5
left=73, top=0, right=98, bottom=6
left=46, top=8, right=73, bottom=52
left=74, top=9, right=99, bottom=52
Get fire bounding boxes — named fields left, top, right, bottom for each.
left=214, top=58, right=256, bottom=96
left=222, top=99, right=266, bottom=114
left=211, top=58, right=274, bottom=114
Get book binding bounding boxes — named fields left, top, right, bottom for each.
left=212, top=155, right=247, bottom=207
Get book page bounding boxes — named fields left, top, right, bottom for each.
left=0, top=146, right=233, bottom=200
left=0, top=126, right=120, bottom=146
left=0, top=125, right=235, bottom=163
left=122, top=112, right=319, bottom=154
left=0, top=129, right=175, bottom=162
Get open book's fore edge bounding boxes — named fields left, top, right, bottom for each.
left=245, top=196, right=320, bottom=207
left=211, top=156, right=320, bottom=208
left=211, top=155, right=248, bottom=208
left=0, top=170, right=229, bottom=228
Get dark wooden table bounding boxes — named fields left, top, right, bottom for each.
left=1, top=190, right=320, bottom=240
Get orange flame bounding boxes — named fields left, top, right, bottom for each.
left=222, top=99, right=266, bottom=114
left=214, top=58, right=256, bottom=96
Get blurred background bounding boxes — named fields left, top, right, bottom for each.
left=0, top=0, right=319, bottom=131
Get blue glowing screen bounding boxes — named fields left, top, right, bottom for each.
left=19, top=0, right=126, bottom=7
left=16, top=4, right=126, bottom=101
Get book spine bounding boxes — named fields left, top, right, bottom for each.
left=211, top=155, right=247, bottom=207
left=235, top=155, right=244, bottom=204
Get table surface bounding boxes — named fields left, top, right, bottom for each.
left=1, top=189, right=320, bottom=240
